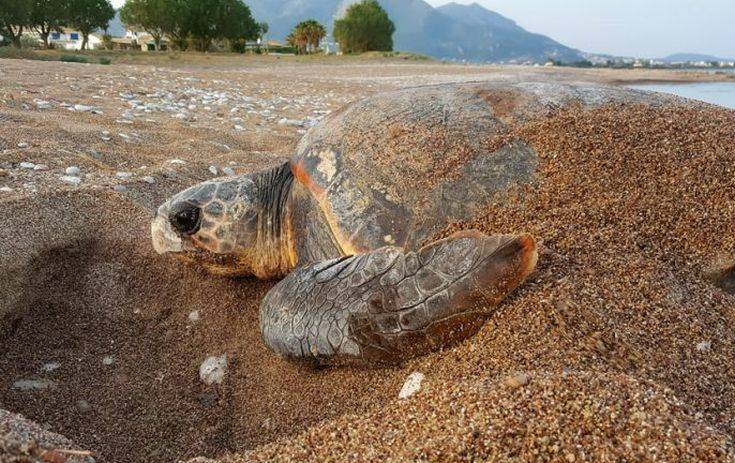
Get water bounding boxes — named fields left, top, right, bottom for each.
left=628, top=82, right=735, bottom=109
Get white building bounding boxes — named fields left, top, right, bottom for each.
left=48, top=30, right=104, bottom=50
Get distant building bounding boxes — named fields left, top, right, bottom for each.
left=49, top=29, right=102, bottom=50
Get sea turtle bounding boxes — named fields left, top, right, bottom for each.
left=151, top=81, right=652, bottom=365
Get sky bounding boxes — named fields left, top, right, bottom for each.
left=109, top=0, right=735, bottom=59
left=425, top=0, right=735, bottom=58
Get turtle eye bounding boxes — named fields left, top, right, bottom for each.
left=169, top=202, right=201, bottom=236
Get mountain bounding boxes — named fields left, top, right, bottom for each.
left=661, top=53, right=733, bottom=63
left=248, top=0, right=583, bottom=63
left=247, top=0, right=342, bottom=43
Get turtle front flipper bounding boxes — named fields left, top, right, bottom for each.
left=259, top=231, right=538, bottom=366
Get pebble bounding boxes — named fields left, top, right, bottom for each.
left=113, top=185, right=126, bottom=192
left=208, top=166, right=218, bottom=175
left=142, top=176, right=156, bottom=184
left=65, top=166, right=80, bottom=175
left=696, top=341, right=712, bottom=352
left=188, top=310, right=201, bottom=322
left=197, top=392, right=218, bottom=408
left=102, top=355, right=115, bottom=365
left=76, top=399, right=92, bottom=413
left=222, top=167, right=236, bottom=177
left=73, top=104, right=94, bottom=112
left=168, top=159, right=186, bottom=165
left=40, top=362, right=61, bottom=373
left=399, top=372, right=425, bottom=399
left=17, top=142, right=29, bottom=148
left=504, top=372, right=530, bottom=390
left=60, top=175, right=81, bottom=185
left=115, top=171, right=133, bottom=179
left=33, top=164, right=48, bottom=171
left=199, top=355, right=227, bottom=385
left=19, top=162, right=36, bottom=169
left=0, top=187, right=13, bottom=193
left=12, top=379, right=56, bottom=391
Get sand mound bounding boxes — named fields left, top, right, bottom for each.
left=2, top=94, right=734, bottom=462
left=201, top=103, right=735, bottom=461
left=235, top=372, right=734, bottom=462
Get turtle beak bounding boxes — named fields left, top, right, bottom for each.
left=151, top=209, right=183, bottom=255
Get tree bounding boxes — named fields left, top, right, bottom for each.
left=257, top=21, right=268, bottom=43
left=120, top=0, right=167, bottom=50
left=184, top=0, right=257, bottom=52
left=67, top=0, right=114, bottom=50
left=31, top=0, right=67, bottom=48
left=333, top=0, right=394, bottom=54
left=0, top=0, right=33, bottom=48
left=158, top=0, right=190, bottom=51
left=288, top=19, right=326, bottom=54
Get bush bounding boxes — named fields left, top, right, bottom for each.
left=333, top=0, right=395, bottom=54
left=99, top=57, right=111, bottom=64
left=60, top=54, right=89, bottom=63
left=268, top=45, right=297, bottom=54
left=20, top=35, right=42, bottom=49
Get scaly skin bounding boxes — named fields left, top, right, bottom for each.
left=260, top=231, right=538, bottom=365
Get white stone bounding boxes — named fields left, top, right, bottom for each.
left=12, top=379, right=56, bottom=391
left=142, top=176, right=156, bottom=184
left=113, top=185, right=126, bottom=192
left=115, top=171, right=133, bottom=179
left=208, top=166, right=218, bottom=175
left=40, top=362, right=61, bottom=373
left=199, top=355, right=227, bottom=385
left=33, top=164, right=48, bottom=171
left=168, top=159, right=186, bottom=165
left=17, top=142, right=29, bottom=148
left=399, top=372, right=424, bottom=399
left=188, top=310, right=201, bottom=322
left=65, top=166, right=80, bottom=176
left=696, top=341, right=712, bottom=352
left=222, top=167, right=236, bottom=177
left=0, top=187, right=14, bottom=193
left=19, top=162, right=36, bottom=169
left=60, top=175, right=82, bottom=185
left=73, top=104, right=94, bottom=112
left=102, top=355, right=115, bottom=365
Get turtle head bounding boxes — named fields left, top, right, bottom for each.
left=152, top=177, right=261, bottom=277
left=152, top=163, right=298, bottom=278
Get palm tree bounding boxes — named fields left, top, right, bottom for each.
left=288, top=19, right=326, bottom=54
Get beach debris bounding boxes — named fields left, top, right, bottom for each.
left=199, top=355, right=227, bottom=385
left=399, top=372, right=425, bottom=399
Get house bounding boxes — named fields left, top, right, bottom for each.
left=48, top=29, right=104, bottom=50
left=121, top=30, right=168, bottom=51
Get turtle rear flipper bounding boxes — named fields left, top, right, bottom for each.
left=260, top=231, right=538, bottom=366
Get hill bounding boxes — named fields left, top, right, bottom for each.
left=249, top=0, right=583, bottom=63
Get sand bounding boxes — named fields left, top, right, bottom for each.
left=0, top=57, right=734, bottom=462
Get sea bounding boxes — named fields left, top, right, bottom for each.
left=628, top=81, right=735, bottom=109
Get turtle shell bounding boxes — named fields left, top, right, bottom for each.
left=290, top=81, right=672, bottom=254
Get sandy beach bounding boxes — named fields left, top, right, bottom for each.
left=1, top=56, right=734, bottom=462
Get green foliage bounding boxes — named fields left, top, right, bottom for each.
left=183, top=0, right=258, bottom=52
left=0, top=0, right=34, bottom=47
left=60, top=54, right=89, bottom=63
left=120, top=0, right=168, bottom=50
left=287, top=19, right=326, bottom=54
left=101, top=33, right=114, bottom=50
left=66, top=0, right=114, bottom=49
left=333, top=0, right=395, bottom=54
left=99, top=56, right=111, bottom=64
left=31, top=0, right=68, bottom=48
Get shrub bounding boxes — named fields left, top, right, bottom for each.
left=60, top=54, right=89, bottom=63
left=99, top=57, right=111, bottom=64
